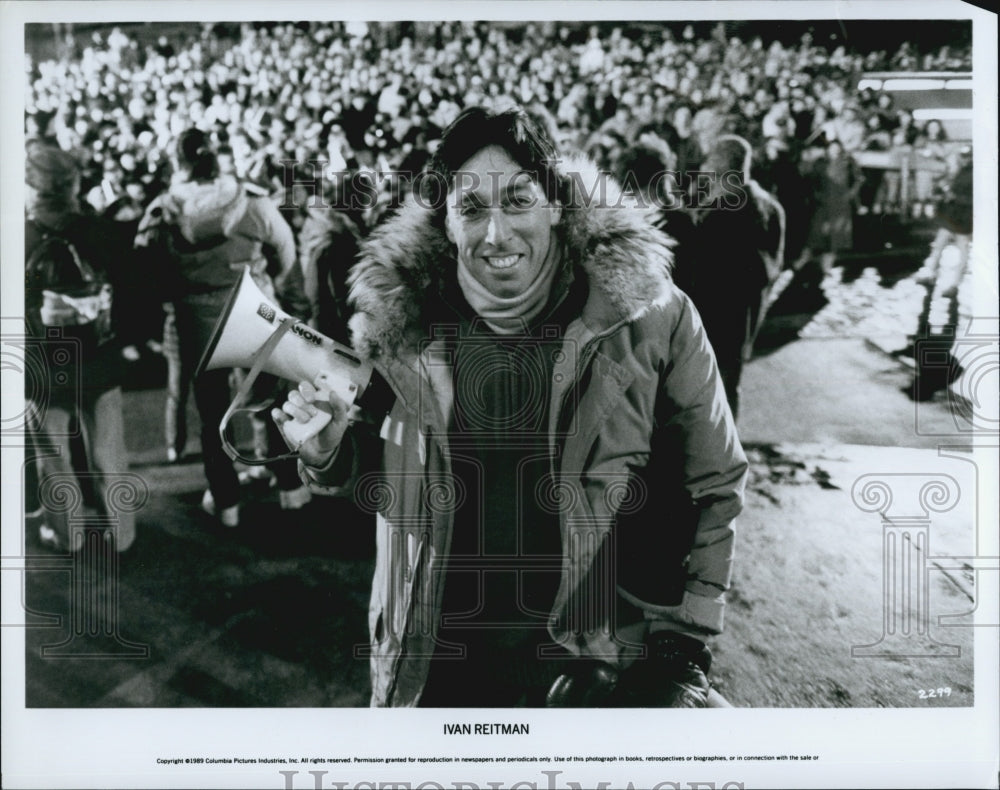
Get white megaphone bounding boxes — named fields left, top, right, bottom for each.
left=197, top=265, right=373, bottom=461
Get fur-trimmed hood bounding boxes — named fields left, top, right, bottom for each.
left=348, top=155, right=675, bottom=360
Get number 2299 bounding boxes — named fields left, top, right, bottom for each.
left=918, top=687, right=952, bottom=699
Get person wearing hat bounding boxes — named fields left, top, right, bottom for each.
left=275, top=105, right=747, bottom=707
left=24, top=140, right=137, bottom=552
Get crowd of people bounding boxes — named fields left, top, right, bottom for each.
left=27, top=21, right=970, bottom=226
left=23, top=20, right=972, bottom=537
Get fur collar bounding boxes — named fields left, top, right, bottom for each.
left=348, top=155, right=674, bottom=360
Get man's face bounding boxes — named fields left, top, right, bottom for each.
left=445, top=145, right=561, bottom=299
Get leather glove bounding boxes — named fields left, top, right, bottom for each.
left=612, top=631, right=712, bottom=708
left=544, top=633, right=712, bottom=708
left=545, top=660, right=620, bottom=707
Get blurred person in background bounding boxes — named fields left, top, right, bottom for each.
left=826, top=103, right=866, bottom=153
left=878, top=122, right=915, bottom=214
left=916, top=145, right=973, bottom=300
left=758, top=136, right=810, bottom=266
left=906, top=145, right=973, bottom=402
left=801, top=138, right=860, bottom=284
left=894, top=108, right=918, bottom=145
left=134, top=128, right=309, bottom=526
left=24, top=141, right=138, bottom=552
left=298, top=172, right=364, bottom=344
left=873, top=92, right=897, bottom=132
left=857, top=112, right=893, bottom=214
left=675, top=134, right=785, bottom=419
left=910, top=118, right=949, bottom=219
left=613, top=132, right=695, bottom=258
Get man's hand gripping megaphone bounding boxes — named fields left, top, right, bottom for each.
left=271, top=373, right=352, bottom=467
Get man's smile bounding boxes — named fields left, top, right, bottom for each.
left=484, top=254, right=522, bottom=270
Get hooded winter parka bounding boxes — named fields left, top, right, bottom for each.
left=304, top=157, right=748, bottom=707
left=135, top=173, right=297, bottom=366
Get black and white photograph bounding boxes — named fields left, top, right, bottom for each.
left=1, top=1, right=997, bottom=788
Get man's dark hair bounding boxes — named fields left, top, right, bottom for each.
left=421, top=105, right=561, bottom=210
left=176, top=128, right=219, bottom=181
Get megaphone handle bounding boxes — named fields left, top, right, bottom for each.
left=280, top=408, right=333, bottom=449
left=218, top=316, right=299, bottom=465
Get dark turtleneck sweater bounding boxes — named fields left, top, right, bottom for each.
left=420, top=277, right=585, bottom=704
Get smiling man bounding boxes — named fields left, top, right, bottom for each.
left=275, top=105, right=748, bottom=708
left=446, top=145, right=562, bottom=307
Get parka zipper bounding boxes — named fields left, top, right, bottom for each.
left=385, top=420, right=439, bottom=705
left=547, top=319, right=635, bottom=638
left=384, top=530, right=428, bottom=706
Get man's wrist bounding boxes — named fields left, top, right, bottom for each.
left=302, top=444, right=340, bottom=471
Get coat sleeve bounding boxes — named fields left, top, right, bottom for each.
left=246, top=196, right=297, bottom=278
left=619, top=293, right=748, bottom=637
left=297, top=425, right=365, bottom=496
